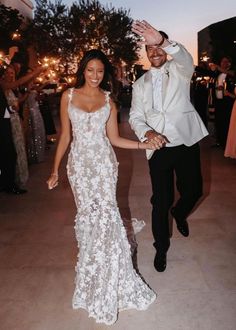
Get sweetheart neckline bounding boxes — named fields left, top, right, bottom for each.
left=70, top=102, right=108, bottom=114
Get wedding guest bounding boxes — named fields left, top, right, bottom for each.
left=192, top=62, right=210, bottom=127
left=2, top=66, right=29, bottom=189
left=130, top=20, right=208, bottom=272
left=26, top=81, right=46, bottom=163
left=0, top=64, right=45, bottom=189
left=0, top=85, right=19, bottom=194
left=214, top=56, right=235, bottom=147
left=224, top=88, right=236, bottom=159
left=38, top=92, right=57, bottom=144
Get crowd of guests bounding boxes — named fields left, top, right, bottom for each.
left=1, top=49, right=235, bottom=196
left=192, top=56, right=236, bottom=158
left=0, top=51, right=57, bottom=195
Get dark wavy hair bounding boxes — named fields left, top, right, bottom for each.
left=75, top=49, right=117, bottom=97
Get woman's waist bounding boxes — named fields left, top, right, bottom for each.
left=72, top=131, right=108, bottom=141
left=68, top=141, right=117, bottom=163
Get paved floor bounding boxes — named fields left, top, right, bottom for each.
left=0, top=114, right=236, bottom=330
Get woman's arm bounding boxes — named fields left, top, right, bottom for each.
left=18, top=91, right=30, bottom=104
left=2, top=66, right=44, bottom=91
left=47, top=90, right=71, bottom=189
left=106, top=101, right=160, bottom=150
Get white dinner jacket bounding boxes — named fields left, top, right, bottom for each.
left=129, top=43, right=208, bottom=159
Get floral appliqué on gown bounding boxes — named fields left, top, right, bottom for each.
left=66, top=88, right=156, bottom=325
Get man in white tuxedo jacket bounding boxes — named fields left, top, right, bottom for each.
left=130, top=21, right=208, bottom=272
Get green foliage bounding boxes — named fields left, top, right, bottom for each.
left=25, top=0, right=69, bottom=56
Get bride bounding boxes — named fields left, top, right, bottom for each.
left=47, top=49, right=157, bottom=325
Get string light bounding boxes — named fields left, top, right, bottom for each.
left=0, top=52, right=10, bottom=68
left=200, top=55, right=210, bottom=62
left=12, top=30, right=21, bottom=40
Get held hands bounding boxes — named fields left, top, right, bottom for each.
left=132, top=20, right=163, bottom=46
left=47, top=173, right=59, bottom=190
left=145, top=130, right=169, bottom=150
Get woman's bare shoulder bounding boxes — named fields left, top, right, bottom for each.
left=108, top=96, right=117, bottom=112
left=62, top=88, right=70, bottom=97
left=60, top=88, right=72, bottom=104
left=62, top=87, right=76, bottom=99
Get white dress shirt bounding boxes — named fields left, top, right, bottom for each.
left=216, top=73, right=226, bottom=99
left=151, top=64, right=183, bottom=147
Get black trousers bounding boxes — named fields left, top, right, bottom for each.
left=0, top=118, right=17, bottom=190
left=148, top=143, right=203, bottom=255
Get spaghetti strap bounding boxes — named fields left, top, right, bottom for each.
left=104, top=91, right=110, bottom=104
left=68, top=87, right=74, bottom=104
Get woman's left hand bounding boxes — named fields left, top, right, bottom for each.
left=47, top=173, right=59, bottom=190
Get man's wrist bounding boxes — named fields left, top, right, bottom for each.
left=155, top=35, right=165, bottom=46
left=145, top=130, right=154, bottom=138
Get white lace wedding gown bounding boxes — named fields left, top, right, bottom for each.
left=66, top=88, right=156, bottom=325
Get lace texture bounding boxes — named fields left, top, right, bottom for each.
left=27, top=90, right=46, bottom=163
left=66, top=88, right=156, bottom=325
left=5, top=89, right=29, bottom=188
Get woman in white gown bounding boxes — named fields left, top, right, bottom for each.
left=47, top=49, right=157, bottom=325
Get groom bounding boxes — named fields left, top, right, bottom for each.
left=129, top=21, right=208, bottom=272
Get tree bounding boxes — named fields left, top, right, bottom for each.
left=0, top=4, right=24, bottom=51
left=28, top=0, right=139, bottom=74
left=25, top=0, right=69, bottom=56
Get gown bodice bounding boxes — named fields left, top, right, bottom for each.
left=68, top=88, right=111, bottom=149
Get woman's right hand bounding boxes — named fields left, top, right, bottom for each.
left=144, top=131, right=169, bottom=150
left=47, top=173, right=59, bottom=190
left=144, top=141, right=163, bottom=150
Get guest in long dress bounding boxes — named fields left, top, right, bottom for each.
left=3, top=67, right=29, bottom=189
left=225, top=91, right=236, bottom=159
left=0, top=65, right=46, bottom=189
left=26, top=81, right=46, bottom=163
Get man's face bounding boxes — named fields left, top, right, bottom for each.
left=146, top=45, right=167, bottom=68
left=220, top=57, right=231, bottom=71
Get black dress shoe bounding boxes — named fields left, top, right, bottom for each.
left=5, top=187, right=27, bottom=195
left=154, top=253, right=167, bottom=272
left=171, top=207, right=189, bottom=237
